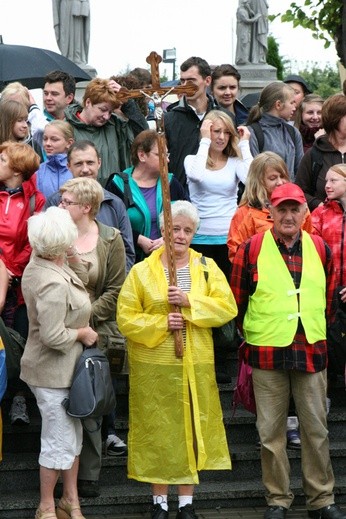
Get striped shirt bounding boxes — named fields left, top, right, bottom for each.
left=164, top=265, right=191, bottom=343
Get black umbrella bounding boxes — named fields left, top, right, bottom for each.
left=0, top=38, right=92, bottom=91
left=240, top=91, right=261, bottom=110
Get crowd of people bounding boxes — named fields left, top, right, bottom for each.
left=0, top=57, right=345, bottom=519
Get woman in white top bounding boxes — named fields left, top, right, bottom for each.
left=184, top=109, right=252, bottom=278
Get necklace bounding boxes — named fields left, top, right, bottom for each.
left=75, top=227, right=97, bottom=253
left=209, top=155, right=226, bottom=169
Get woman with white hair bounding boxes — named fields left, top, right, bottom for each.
left=117, top=200, right=237, bottom=519
left=20, top=206, right=98, bottom=519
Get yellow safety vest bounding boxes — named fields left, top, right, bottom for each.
left=243, top=230, right=326, bottom=346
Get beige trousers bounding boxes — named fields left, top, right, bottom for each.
left=252, top=367, right=335, bottom=511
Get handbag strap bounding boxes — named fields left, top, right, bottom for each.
left=200, top=255, right=208, bottom=282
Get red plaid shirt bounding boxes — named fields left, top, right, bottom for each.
left=230, top=229, right=337, bottom=372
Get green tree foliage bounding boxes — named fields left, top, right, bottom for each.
left=271, top=1, right=344, bottom=63
left=267, top=35, right=286, bottom=79
left=269, top=0, right=346, bottom=62
left=271, top=1, right=341, bottom=43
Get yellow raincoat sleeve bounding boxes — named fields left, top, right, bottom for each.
left=117, top=262, right=170, bottom=348
left=182, top=255, right=238, bottom=328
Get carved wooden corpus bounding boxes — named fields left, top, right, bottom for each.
left=115, top=51, right=197, bottom=357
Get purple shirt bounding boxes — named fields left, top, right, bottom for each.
left=140, top=185, right=160, bottom=239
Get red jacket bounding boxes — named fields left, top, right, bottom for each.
left=311, top=199, right=346, bottom=286
left=0, top=176, right=45, bottom=286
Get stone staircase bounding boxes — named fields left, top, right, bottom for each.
left=1, top=356, right=346, bottom=518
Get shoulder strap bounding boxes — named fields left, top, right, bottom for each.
left=248, top=121, right=264, bottom=153
left=249, top=230, right=326, bottom=265
left=248, top=232, right=265, bottom=264
left=310, top=146, right=323, bottom=194
left=284, top=122, right=296, bottom=145
left=200, top=255, right=208, bottom=282
left=250, top=121, right=296, bottom=154
left=309, top=233, right=326, bottom=265
left=113, top=171, right=134, bottom=209
left=29, top=194, right=36, bottom=216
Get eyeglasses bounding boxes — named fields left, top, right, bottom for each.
left=150, top=151, right=170, bottom=159
left=59, top=198, right=80, bottom=207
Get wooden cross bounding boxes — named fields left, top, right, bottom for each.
left=116, top=52, right=197, bottom=358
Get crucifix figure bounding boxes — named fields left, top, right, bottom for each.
left=116, top=51, right=197, bottom=358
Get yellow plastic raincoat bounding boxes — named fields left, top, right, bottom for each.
left=117, top=247, right=237, bottom=484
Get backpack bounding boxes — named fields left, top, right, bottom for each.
left=107, top=171, right=135, bottom=210
left=232, top=231, right=327, bottom=415
left=248, top=120, right=296, bottom=153
left=62, top=347, right=116, bottom=432
left=200, top=256, right=237, bottom=350
left=248, top=230, right=326, bottom=266
left=0, top=316, right=26, bottom=381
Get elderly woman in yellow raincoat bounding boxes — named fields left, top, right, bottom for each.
left=117, top=201, right=237, bottom=519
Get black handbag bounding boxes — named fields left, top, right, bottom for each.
left=0, top=316, right=26, bottom=381
left=327, top=308, right=346, bottom=372
left=200, top=256, right=236, bottom=347
left=62, top=347, right=116, bottom=431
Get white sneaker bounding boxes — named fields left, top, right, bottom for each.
left=106, top=434, right=127, bottom=456
left=9, top=395, right=30, bottom=425
left=326, top=397, right=331, bottom=415
left=286, top=416, right=301, bottom=449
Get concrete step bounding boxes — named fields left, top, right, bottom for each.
left=3, top=405, right=346, bottom=453
left=2, top=476, right=346, bottom=518
left=1, top=372, right=345, bottom=518
left=2, top=440, right=346, bottom=491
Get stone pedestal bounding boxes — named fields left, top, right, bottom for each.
left=74, top=63, right=97, bottom=104
left=75, top=81, right=89, bottom=104
left=236, top=63, right=277, bottom=96
left=80, top=63, right=98, bottom=79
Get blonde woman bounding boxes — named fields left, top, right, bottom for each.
left=59, top=177, right=126, bottom=499
left=35, top=120, right=74, bottom=198
left=227, top=151, right=313, bottom=263
left=184, top=109, right=252, bottom=278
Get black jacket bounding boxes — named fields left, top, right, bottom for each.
left=164, top=94, right=233, bottom=187
left=295, top=134, right=346, bottom=211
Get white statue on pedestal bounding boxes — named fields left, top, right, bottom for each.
left=52, top=0, right=90, bottom=67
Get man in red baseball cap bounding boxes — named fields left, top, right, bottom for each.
left=270, top=182, right=307, bottom=207
left=231, top=183, right=344, bottom=519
